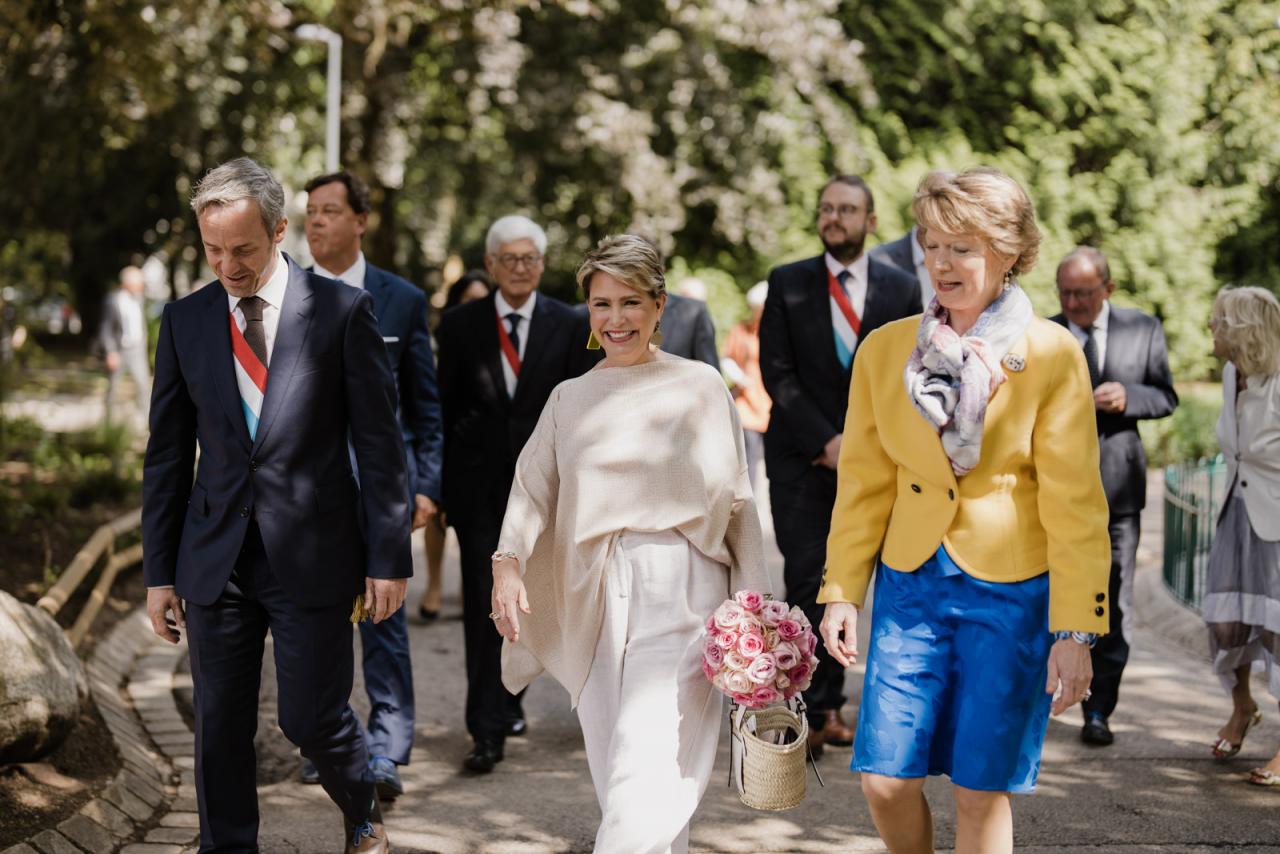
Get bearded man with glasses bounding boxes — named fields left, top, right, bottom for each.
left=758, top=174, right=921, bottom=756
left=435, top=214, right=591, bottom=773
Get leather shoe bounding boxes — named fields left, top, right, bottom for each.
left=463, top=739, right=505, bottom=773
left=368, top=755, right=403, bottom=800
left=820, top=709, right=854, bottom=746
left=806, top=724, right=826, bottom=760
left=299, top=757, right=320, bottom=785
left=507, top=717, right=528, bottom=737
left=344, top=798, right=389, bottom=853
left=1081, top=713, right=1114, bottom=746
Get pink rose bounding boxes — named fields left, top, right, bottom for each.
left=737, top=632, right=766, bottom=658
left=701, top=658, right=716, bottom=682
left=760, top=600, right=789, bottom=626
left=706, top=613, right=717, bottom=632
left=776, top=674, right=791, bottom=690
left=714, top=601, right=746, bottom=630
left=803, top=631, right=818, bottom=656
left=764, top=628, right=780, bottom=650
left=725, top=670, right=753, bottom=695
left=714, top=630, right=738, bottom=650
left=746, top=652, right=778, bottom=685
left=751, top=686, right=781, bottom=707
left=776, top=619, right=802, bottom=641
left=787, top=605, right=806, bottom=623
left=725, top=651, right=750, bottom=673
left=732, top=692, right=755, bottom=706
left=773, top=641, right=800, bottom=670
left=788, top=661, right=814, bottom=691
left=712, top=672, right=728, bottom=692
left=704, top=641, right=725, bottom=668
left=735, top=590, right=765, bottom=612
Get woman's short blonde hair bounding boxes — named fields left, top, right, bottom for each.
left=1212, top=286, right=1280, bottom=377
left=576, top=234, right=667, bottom=300
left=912, top=167, right=1042, bottom=276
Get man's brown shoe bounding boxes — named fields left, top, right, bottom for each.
left=821, top=709, right=854, bottom=746
left=344, top=819, right=390, bottom=853
left=806, top=723, right=826, bottom=759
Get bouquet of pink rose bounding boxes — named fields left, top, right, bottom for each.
left=702, top=590, right=820, bottom=709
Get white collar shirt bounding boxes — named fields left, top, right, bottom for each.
left=117, top=289, right=146, bottom=348
left=824, top=252, right=869, bottom=319
left=493, top=290, right=537, bottom=397
left=909, top=225, right=935, bottom=307
left=1066, top=299, right=1110, bottom=375
left=226, top=250, right=290, bottom=366
left=314, top=251, right=367, bottom=290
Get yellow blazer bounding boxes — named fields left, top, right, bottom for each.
left=818, top=315, right=1111, bottom=633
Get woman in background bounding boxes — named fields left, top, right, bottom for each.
left=418, top=269, right=493, bottom=621
left=1202, top=286, right=1280, bottom=786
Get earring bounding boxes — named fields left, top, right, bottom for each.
left=651, top=320, right=663, bottom=349
left=586, top=330, right=602, bottom=350
left=1003, top=269, right=1014, bottom=287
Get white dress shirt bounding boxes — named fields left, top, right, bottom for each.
left=494, top=290, right=536, bottom=398
left=825, top=252, right=868, bottom=358
left=1066, top=298, right=1110, bottom=375
left=314, top=251, right=367, bottom=290
left=226, top=250, right=290, bottom=367
left=117, top=290, right=146, bottom=349
left=909, top=225, right=935, bottom=307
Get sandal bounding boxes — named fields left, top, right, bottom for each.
left=1247, top=768, right=1280, bottom=787
left=1212, top=707, right=1262, bottom=759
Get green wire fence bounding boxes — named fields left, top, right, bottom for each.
left=1162, top=455, right=1227, bottom=611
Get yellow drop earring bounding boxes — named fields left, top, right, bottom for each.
left=651, top=320, right=663, bottom=349
left=586, top=330, right=602, bottom=350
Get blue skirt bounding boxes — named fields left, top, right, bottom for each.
left=852, top=548, right=1053, bottom=793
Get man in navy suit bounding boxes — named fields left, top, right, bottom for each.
left=143, top=158, right=409, bottom=854
left=300, top=170, right=442, bottom=800
left=1051, top=246, right=1178, bottom=747
left=759, top=174, right=921, bottom=756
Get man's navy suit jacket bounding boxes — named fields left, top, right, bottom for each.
left=141, top=256, right=412, bottom=608
left=329, top=262, right=443, bottom=503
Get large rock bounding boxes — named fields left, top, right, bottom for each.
left=0, top=590, right=87, bottom=762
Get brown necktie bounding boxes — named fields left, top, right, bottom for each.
left=239, top=296, right=269, bottom=368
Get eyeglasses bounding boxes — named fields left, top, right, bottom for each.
left=1057, top=287, right=1106, bottom=302
left=817, top=204, right=862, bottom=219
left=496, top=253, right=542, bottom=271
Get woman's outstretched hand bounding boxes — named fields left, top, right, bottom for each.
left=1046, top=638, right=1093, bottom=715
left=491, top=557, right=531, bottom=642
left=820, top=602, right=860, bottom=667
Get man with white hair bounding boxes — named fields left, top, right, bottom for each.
left=436, top=214, right=589, bottom=773
left=99, top=265, right=151, bottom=424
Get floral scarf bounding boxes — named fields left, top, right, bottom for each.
left=902, top=284, right=1033, bottom=476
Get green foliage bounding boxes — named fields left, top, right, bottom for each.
left=1139, top=383, right=1223, bottom=467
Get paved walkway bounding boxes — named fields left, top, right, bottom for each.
left=228, top=478, right=1280, bottom=853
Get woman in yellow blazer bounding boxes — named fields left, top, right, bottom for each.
left=819, top=167, right=1111, bottom=854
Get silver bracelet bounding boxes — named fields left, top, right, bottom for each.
left=1053, top=630, right=1098, bottom=648
left=491, top=550, right=519, bottom=563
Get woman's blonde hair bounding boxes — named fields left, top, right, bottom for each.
left=912, top=167, right=1042, bottom=276
left=575, top=234, right=667, bottom=300
left=1212, top=286, right=1280, bottom=377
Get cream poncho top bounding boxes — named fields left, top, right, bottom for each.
left=498, top=354, right=771, bottom=705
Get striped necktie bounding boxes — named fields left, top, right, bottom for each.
left=832, top=270, right=856, bottom=369
left=230, top=296, right=268, bottom=440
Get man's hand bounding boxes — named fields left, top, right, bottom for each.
left=146, top=587, right=186, bottom=644
left=812, top=434, right=843, bottom=470
left=411, top=494, right=438, bottom=531
left=1046, top=638, right=1094, bottom=716
left=364, top=577, right=408, bottom=624
left=105, top=351, right=120, bottom=372
left=819, top=602, right=860, bottom=667
left=1093, top=381, right=1126, bottom=414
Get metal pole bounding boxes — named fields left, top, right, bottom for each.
left=324, top=34, right=342, bottom=172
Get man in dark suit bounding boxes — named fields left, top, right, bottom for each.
left=759, top=174, right=921, bottom=756
left=1052, top=246, right=1177, bottom=747
left=301, top=170, right=443, bottom=799
left=436, top=215, right=587, bottom=773
left=143, top=158, right=408, bottom=853
left=662, top=286, right=720, bottom=368
left=869, top=225, right=934, bottom=308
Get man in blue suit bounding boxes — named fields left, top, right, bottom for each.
left=143, top=158, right=409, bottom=854
left=301, top=170, right=443, bottom=799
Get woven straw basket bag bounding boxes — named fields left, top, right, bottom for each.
left=728, top=697, right=823, bottom=811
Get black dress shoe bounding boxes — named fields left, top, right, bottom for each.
left=506, top=717, right=528, bottom=737
left=418, top=605, right=439, bottom=622
left=1081, top=713, right=1114, bottom=746
left=463, top=740, right=505, bottom=773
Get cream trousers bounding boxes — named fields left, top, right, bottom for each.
left=577, top=530, right=730, bottom=854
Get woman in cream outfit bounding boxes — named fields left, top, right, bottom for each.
left=490, top=234, right=771, bottom=853
left=819, top=168, right=1111, bottom=854
left=1202, top=286, right=1280, bottom=784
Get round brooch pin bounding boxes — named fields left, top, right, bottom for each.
left=1002, top=353, right=1026, bottom=372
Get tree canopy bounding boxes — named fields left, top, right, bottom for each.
left=2, top=0, right=1276, bottom=375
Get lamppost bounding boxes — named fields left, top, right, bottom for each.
left=295, top=24, right=343, bottom=172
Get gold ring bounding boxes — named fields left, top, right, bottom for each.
left=489, top=612, right=500, bottom=620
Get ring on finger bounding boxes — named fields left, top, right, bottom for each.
left=489, top=611, right=500, bottom=620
